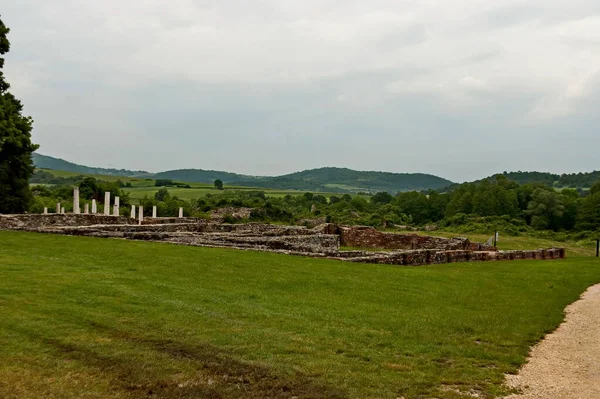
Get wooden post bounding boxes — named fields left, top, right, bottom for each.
left=596, top=239, right=599, bottom=258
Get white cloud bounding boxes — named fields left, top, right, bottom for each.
left=2, top=0, right=600, bottom=180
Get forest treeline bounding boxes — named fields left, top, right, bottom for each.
left=29, top=175, right=600, bottom=239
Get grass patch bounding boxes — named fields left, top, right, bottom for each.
left=1, top=231, right=599, bottom=398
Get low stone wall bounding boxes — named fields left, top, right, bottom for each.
left=141, top=217, right=204, bottom=225
left=337, top=225, right=495, bottom=251
left=160, top=233, right=339, bottom=253
left=0, top=214, right=135, bottom=229
left=36, top=222, right=318, bottom=236
left=339, top=248, right=565, bottom=266
left=7, top=222, right=339, bottom=254
left=210, top=207, right=253, bottom=221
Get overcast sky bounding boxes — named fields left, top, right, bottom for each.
left=3, top=1, right=600, bottom=182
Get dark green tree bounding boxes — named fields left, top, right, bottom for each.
left=371, top=191, right=393, bottom=205
left=154, top=187, right=170, bottom=201
left=526, top=188, right=564, bottom=230
left=576, top=182, right=600, bottom=231
left=395, top=191, right=431, bottom=224
left=0, top=17, right=39, bottom=213
left=214, top=179, right=223, bottom=190
left=78, top=177, right=101, bottom=200
left=557, top=189, right=580, bottom=230
left=329, top=195, right=341, bottom=204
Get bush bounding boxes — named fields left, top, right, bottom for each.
left=155, top=179, right=174, bottom=187
left=222, top=214, right=236, bottom=224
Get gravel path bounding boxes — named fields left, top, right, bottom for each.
left=504, top=284, right=600, bottom=399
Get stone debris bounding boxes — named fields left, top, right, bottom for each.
left=0, top=214, right=565, bottom=266
left=210, top=207, right=253, bottom=222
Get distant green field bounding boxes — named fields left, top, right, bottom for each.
left=1, top=231, right=600, bottom=398
left=35, top=168, right=338, bottom=201
left=125, top=186, right=312, bottom=201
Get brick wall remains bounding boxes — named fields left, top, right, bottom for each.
left=337, top=225, right=495, bottom=251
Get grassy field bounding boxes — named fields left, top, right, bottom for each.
left=38, top=168, right=335, bottom=201
left=124, top=186, right=313, bottom=201
left=1, top=231, right=600, bottom=398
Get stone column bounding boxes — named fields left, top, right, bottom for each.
left=61, top=207, right=65, bottom=214
left=179, top=207, right=183, bottom=218
left=84, top=203, right=89, bottom=214
left=130, top=205, right=136, bottom=219
left=138, top=206, right=144, bottom=225
left=104, top=192, right=110, bottom=216
left=43, top=207, right=48, bottom=214
left=56, top=203, right=61, bottom=214
left=73, top=187, right=80, bottom=214
left=152, top=206, right=157, bottom=218
left=92, top=199, right=97, bottom=214
left=114, top=196, right=120, bottom=216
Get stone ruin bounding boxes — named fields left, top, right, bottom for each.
left=0, top=213, right=565, bottom=266
left=210, top=207, right=253, bottom=222
left=0, top=187, right=565, bottom=265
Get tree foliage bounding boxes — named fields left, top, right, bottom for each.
left=25, top=170, right=600, bottom=236
left=526, top=188, right=564, bottom=230
left=0, top=17, right=39, bottom=213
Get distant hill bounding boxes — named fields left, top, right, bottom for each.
left=32, top=153, right=153, bottom=178
left=436, top=171, right=600, bottom=194
left=232, top=167, right=453, bottom=192
left=153, top=169, right=260, bottom=185
left=32, top=153, right=454, bottom=193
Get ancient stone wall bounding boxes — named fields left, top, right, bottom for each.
left=0, top=214, right=135, bottom=229
left=210, top=207, right=253, bottom=221
left=337, top=225, right=495, bottom=251
left=0, top=216, right=339, bottom=254
left=141, top=217, right=204, bottom=225
left=339, top=248, right=565, bottom=266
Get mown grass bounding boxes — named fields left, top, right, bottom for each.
left=1, top=231, right=599, bottom=398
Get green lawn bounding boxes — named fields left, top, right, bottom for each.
left=1, top=231, right=599, bottom=398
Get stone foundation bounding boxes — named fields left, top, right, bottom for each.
left=0, top=214, right=564, bottom=266
left=336, top=248, right=564, bottom=266
left=338, top=225, right=495, bottom=251
left=0, top=214, right=135, bottom=229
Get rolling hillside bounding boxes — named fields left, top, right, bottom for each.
left=232, top=167, right=453, bottom=192
left=32, top=153, right=153, bottom=178
left=32, top=153, right=454, bottom=193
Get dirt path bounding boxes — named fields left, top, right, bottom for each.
left=504, top=284, right=600, bottom=399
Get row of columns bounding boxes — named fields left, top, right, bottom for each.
left=42, top=187, right=185, bottom=220
left=130, top=204, right=184, bottom=220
